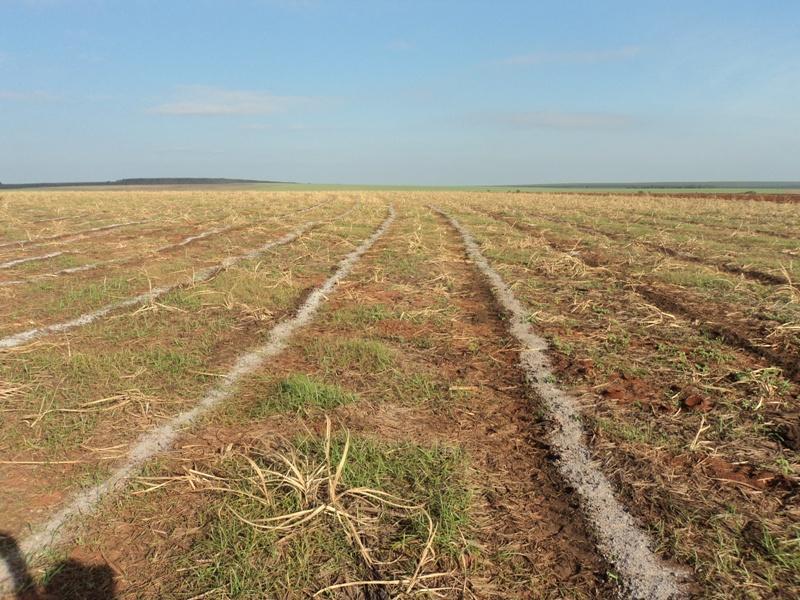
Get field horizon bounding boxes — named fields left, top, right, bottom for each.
left=2, top=177, right=799, bottom=195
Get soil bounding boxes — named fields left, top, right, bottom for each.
left=477, top=207, right=800, bottom=384
left=23, top=209, right=616, bottom=598
left=3, top=194, right=797, bottom=600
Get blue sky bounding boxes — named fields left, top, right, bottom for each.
left=1, top=0, right=798, bottom=185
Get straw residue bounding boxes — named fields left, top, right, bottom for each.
left=0, top=207, right=394, bottom=591
left=0, top=220, right=147, bottom=249
left=0, top=252, right=66, bottom=270
left=435, top=207, right=689, bottom=600
left=0, top=222, right=316, bottom=350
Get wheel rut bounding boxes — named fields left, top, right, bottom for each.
left=473, top=207, right=800, bottom=384
left=12, top=207, right=617, bottom=599
left=434, top=207, right=690, bottom=600
left=0, top=208, right=395, bottom=594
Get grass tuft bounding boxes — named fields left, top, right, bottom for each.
left=251, top=374, right=358, bottom=417
left=178, top=425, right=471, bottom=598
left=308, top=337, right=395, bottom=374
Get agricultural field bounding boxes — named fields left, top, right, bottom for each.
left=0, top=189, right=798, bottom=599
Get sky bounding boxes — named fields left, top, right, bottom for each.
left=1, top=0, right=799, bottom=185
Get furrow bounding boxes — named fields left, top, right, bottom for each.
left=0, top=262, right=112, bottom=287
left=155, top=198, right=330, bottom=253
left=634, top=284, right=800, bottom=382
left=473, top=207, right=800, bottom=383
left=0, top=199, right=334, bottom=287
left=0, top=222, right=317, bottom=350
left=0, top=206, right=395, bottom=591
left=0, top=251, right=66, bottom=270
left=525, top=211, right=797, bottom=290
left=434, top=207, right=689, bottom=600
left=156, top=224, right=236, bottom=250
left=0, top=220, right=148, bottom=250
left=595, top=210, right=800, bottom=242
left=31, top=215, right=80, bottom=224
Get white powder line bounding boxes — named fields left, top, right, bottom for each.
left=156, top=224, right=235, bottom=251
left=0, top=252, right=66, bottom=270
left=0, top=201, right=336, bottom=288
left=0, top=220, right=148, bottom=250
left=0, top=207, right=395, bottom=592
left=435, top=208, right=689, bottom=600
left=155, top=199, right=330, bottom=253
left=0, top=222, right=317, bottom=350
left=0, top=262, right=115, bottom=288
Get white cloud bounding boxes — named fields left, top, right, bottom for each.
left=488, top=111, right=635, bottom=130
left=499, top=46, right=640, bottom=66
left=149, top=86, right=312, bottom=116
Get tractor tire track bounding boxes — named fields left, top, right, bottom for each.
left=0, top=222, right=316, bottom=350
left=0, top=199, right=335, bottom=288
left=634, top=285, right=800, bottom=382
left=434, top=207, right=688, bottom=600
left=0, top=261, right=116, bottom=288
left=0, top=220, right=149, bottom=250
left=475, top=208, right=800, bottom=383
left=0, top=207, right=395, bottom=593
left=593, top=210, right=800, bottom=242
left=0, top=252, right=67, bottom=270
left=0, top=220, right=210, bottom=263
left=523, top=211, right=798, bottom=290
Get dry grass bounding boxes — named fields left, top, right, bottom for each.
left=435, top=194, right=799, bottom=598
left=1, top=190, right=798, bottom=599
left=183, top=419, right=456, bottom=597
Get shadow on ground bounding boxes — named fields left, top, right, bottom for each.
left=0, top=532, right=116, bottom=600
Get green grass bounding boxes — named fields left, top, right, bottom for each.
left=593, top=416, right=672, bottom=448
left=311, top=435, right=470, bottom=551
left=391, top=372, right=448, bottom=406
left=209, top=265, right=299, bottom=311
left=251, top=373, right=358, bottom=417
left=307, top=337, right=395, bottom=374
left=379, top=246, right=424, bottom=276
left=141, top=347, right=202, bottom=377
left=181, top=435, right=471, bottom=598
left=50, top=275, right=135, bottom=310
left=658, top=269, right=738, bottom=291
left=330, top=303, right=393, bottom=326
left=161, top=287, right=204, bottom=311
left=15, top=252, right=84, bottom=272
